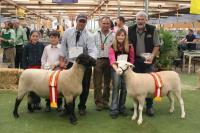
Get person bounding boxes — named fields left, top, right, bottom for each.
left=128, top=11, right=160, bottom=116
left=22, top=30, right=45, bottom=110
left=41, top=30, right=64, bottom=112
left=113, top=16, right=128, bottom=33
left=186, top=29, right=196, bottom=51
left=13, top=20, right=28, bottom=68
left=0, top=21, right=16, bottom=68
left=60, top=13, right=97, bottom=118
left=93, top=17, right=114, bottom=111
left=109, top=28, right=134, bottom=119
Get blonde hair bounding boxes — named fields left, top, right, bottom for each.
left=112, top=28, right=129, bottom=53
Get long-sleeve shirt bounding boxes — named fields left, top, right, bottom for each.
left=109, top=45, right=134, bottom=65
left=22, top=42, right=44, bottom=69
left=61, top=27, right=97, bottom=62
left=41, top=44, right=64, bottom=69
left=15, top=26, right=28, bottom=46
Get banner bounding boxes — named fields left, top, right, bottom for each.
left=16, top=8, right=25, bottom=17
left=190, top=0, right=200, bottom=14
left=52, top=0, right=78, bottom=3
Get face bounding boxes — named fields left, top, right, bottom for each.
left=136, top=15, right=147, bottom=29
left=30, top=32, right=39, bottom=44
left=76, top=19, right=87, bottom=31
left=50, top=36, right=59, bottom=45
left=13, top=22, right=19, bottom=28
left=101, top=18, right=111, bottom=32
left=117, top=32, right=126, bottom=44
left=116, top=19, right=123, bottom=27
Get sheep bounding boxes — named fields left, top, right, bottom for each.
left=13, top=54, right=96, bottom=124
left=116, top=60, right=186, bottom=125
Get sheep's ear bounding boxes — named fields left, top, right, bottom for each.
left=126, top=62, right=134, bottom=68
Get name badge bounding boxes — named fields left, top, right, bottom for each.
left=69, top=47, right=83, bottom=58
left=117, top=54, right=128, bottom=61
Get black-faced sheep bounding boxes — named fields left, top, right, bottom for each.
left=116, top=61, right=186, bottom=125
left=13, top=54, right=96, bottom=124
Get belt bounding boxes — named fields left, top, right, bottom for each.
left=97, top=57, right=109, bottom=59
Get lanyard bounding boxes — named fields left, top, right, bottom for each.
left=98, top=31, right=111, bottom=45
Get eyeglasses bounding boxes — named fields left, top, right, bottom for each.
left=79, top=20, right=87, bottom=23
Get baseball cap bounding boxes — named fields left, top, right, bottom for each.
left=76, top=14, right=87, bottom=22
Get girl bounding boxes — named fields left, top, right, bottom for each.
left=109, top=28, right=134, bottom=119
left=22, top=30, right=45, bottom=111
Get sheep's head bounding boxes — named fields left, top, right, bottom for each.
left=76, top=54, right=96, bottom=67
left=116, top=60, right=134, bottom=75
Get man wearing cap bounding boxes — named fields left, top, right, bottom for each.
left=60, top=14, right=97, bottom=124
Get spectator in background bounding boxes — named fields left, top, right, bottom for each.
left=113, top=16, right=128, bottom=33
left=0, top=21, right=15, bottom=68
left=186, top=29, right=196, bottom=51
left=13, top=20, right=28, bottom=68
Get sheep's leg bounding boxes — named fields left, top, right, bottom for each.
left=137, top=96, right=145, bottom=125
left=131, top=98, right=138, bottom=121
left=27, top=93, right=34, bottom=112
left=67, top=97, right=77, bottom=125
left=167, top=91, right=174, bottom=113
left=13, top=98, right=22, bottom=118
left=174, top=90, right=186, bottom=118
left=13, top=86, right=27, bottom=118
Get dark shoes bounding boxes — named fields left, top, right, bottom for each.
left=79, top=109, right=86, bottom=116
left=57, top=106, right=63, bottom=112
left=146, top=108, right=154, bottom=117
left=45, top=106, right=51, bottom=112
left=110, top=114, right=118, bottom=119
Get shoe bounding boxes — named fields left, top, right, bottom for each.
left=59, top=109, right=69, bottom=117
left=96, top=105, right=103, bottom=111
left=146, top=108, right=154, bottom=117
left=79, top=109, right=86, bottom=116
left=103, top=103, right=109, bottom=109
left=119, top=111, right=128, bottom=116
left=57, top=106, right=63, bottom=112
left=110, top=114, right=118, bottom=119
left=45, top=106, right=51, bottom=112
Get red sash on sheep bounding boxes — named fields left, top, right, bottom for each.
left=49, top=70, right=61, bottom=108
left=150, top=72, right=163, bottom=102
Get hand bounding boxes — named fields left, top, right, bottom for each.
left=51, top=64, right=56, bottom=70
left=144, top=54, right=154, bottom=64
left=116, top=68, right=123, bottom=75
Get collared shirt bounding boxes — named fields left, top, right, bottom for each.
left=136, top=27, right=160, bottom=56
left=94, top=29, right=114, bottom=58
left=41, top=43, right=64, bottom=68
left=113, top=25, right=128, bottom=34
left=61, top=27, right=97, bottom=62
left=15, top=26, right=28, bottom=46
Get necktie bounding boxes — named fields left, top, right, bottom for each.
left=76, top=31, right=80, bottom=43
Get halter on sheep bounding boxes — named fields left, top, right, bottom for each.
left=116, top=60, right=186, bottom=125
left=13, top=53, right=96, bottom=124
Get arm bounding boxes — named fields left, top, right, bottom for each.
left=129, top=46, right=135, bottom=64
left=41, top=47, right=47, bottom=69
left=108, top=47, right=118, bottom=71
left=86, top=32, right=97, bottom=59
left=22, top=28, right=28, bottom=44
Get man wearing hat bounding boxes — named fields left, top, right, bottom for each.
left=60, top=13, right=97, bottom=124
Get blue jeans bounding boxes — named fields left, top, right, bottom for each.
left=110, top=69, right=127, bottom=115
left=134, top=58, right=155, bottom=109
